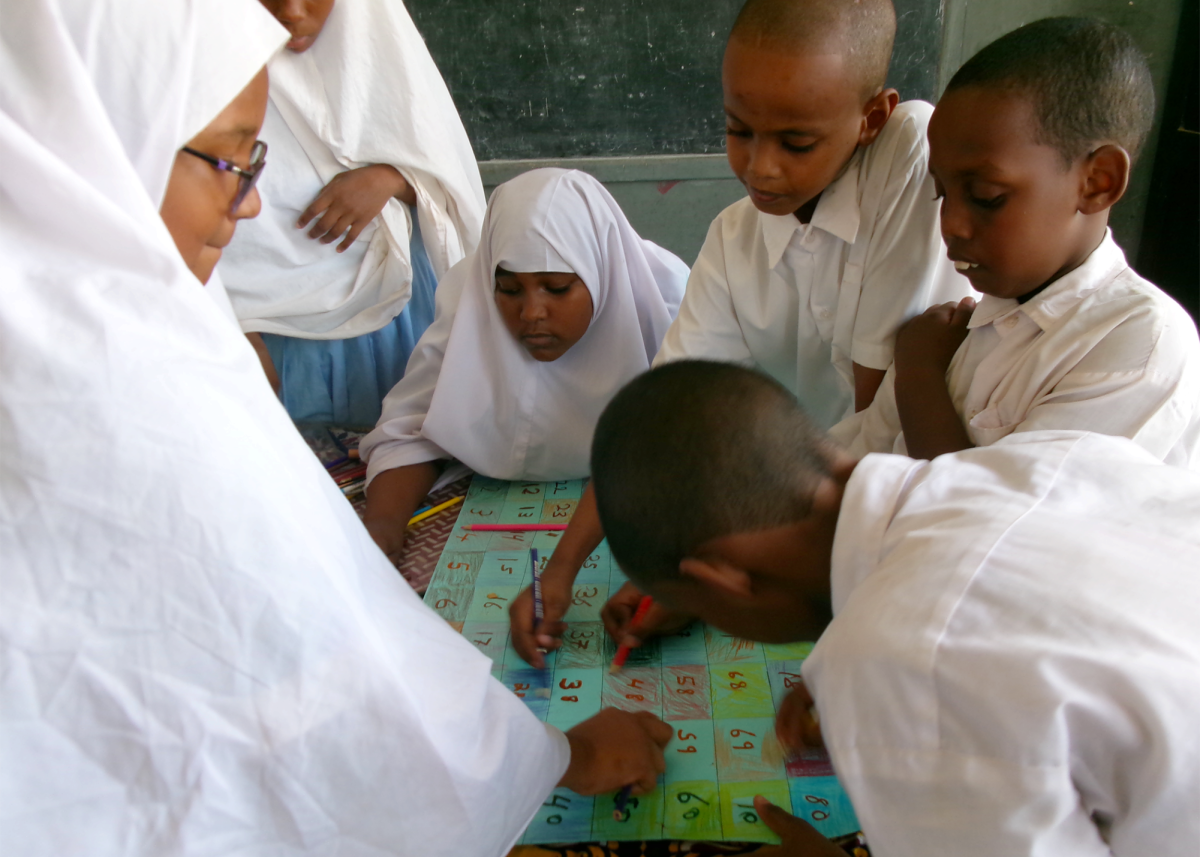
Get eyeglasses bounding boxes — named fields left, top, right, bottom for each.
left=181, top=140, right=268, bottom=212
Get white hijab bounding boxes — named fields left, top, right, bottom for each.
left=0, top=2, right=565, bottom=854
left=362, top=168, right=688, bottom=483
left=220, top=0, right=486, bottom=339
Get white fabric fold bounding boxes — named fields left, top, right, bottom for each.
left=0, top=2, right=567, bottom=854
left=220, top=0, right=486, bottom=339
left=362, top=168, right=689, bottom=483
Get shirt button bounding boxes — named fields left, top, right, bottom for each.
left=1003, top=315, right=1019, bottom=328
left=819, top=309, right=833, bottom=320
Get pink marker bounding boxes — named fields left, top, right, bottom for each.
left=463, top=523, right=568, bottom=532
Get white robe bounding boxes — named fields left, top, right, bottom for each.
left=362, top=168, right=689, bottom=484
left=220, top=0, right=486, bottom=339
left=0, top=2, right=566, bottom=855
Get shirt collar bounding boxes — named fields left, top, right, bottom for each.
left=759, top=152, right=863, bottom=269
left=967, top=230, right=1128, bottom=332
left=829, top=453, right=926, bottom=615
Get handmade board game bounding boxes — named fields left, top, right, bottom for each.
left=423, top=476, right=861, bottom=845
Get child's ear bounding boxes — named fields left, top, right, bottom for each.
left=1078, top=144, right=1130, bottom=215
left=858, top=88, right=900, bottom=148
left=678, top=556, right=754, bottom=600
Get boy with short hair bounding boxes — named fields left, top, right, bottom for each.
left=656, top=0, right=971, bottom=427
left=594, top=360, right=1200, bottom=856
left=509, top=0, right=972, bottom=665
left=832, top=17, right=1200, bottom=465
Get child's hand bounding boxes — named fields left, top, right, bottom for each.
left=559, top=708, right=673, bottom=796
left=601, top=582, right=693, bottom=649
left=748, top=796, right=847, bottom=857
left=894, top=296, right=976, bottom=376
left=297, top=164, right=416, bottom=253
left=775, top=683, right=824, bottom=756
left=509, top=562, right=575, bottom=669
left=364, top=517, right=407, bottom=568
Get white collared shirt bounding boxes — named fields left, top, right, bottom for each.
left=804, top=432, right=1200, bottom=856
left=831, top=232, right=1200, bottom=467
left=654, top=101, right=972, bottom=428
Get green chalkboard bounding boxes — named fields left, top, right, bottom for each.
left=407, top=0, right=943, bottom=160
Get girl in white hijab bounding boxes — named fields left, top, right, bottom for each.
left=220, top=0, right=486, bottom=428
left=0, top=2, right=669, bottom=854
left=360, top=168, right=688, bottom=562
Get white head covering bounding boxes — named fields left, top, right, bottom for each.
left=362, top=168, right=688, bottom=483
left=220, top=0, right=487, bottom=339
left=0, top=2, right=565, bottom=854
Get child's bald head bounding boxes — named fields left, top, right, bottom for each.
left=722, top=0, right=900, bottom=218
left=730, top=0, right=896, bottom=100
left=592, top=361, right=853, bottom=643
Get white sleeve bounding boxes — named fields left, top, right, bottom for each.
left=653, top=214, right=756, bottom=367
left=834, top=751, right=1113, bottom=857
left=850, top=106, right=975, bottom=371
left=826, top=366, right=904, bottom=455
left=1001, top=305, right=1200, bottom=467
left=360, top=264, right=466, bottom=486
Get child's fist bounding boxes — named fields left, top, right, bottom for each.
left=601, top=582, right=692, bottom=649
left=895, top=296, right=976, bottom=375
left=775, top=683, right=823, bottom=756
left=560, top=708, right=673, bottom=796
left=509, top=569, right=573, bottom=669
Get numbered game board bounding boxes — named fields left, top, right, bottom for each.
left=424, top=477, right=861, bottom=845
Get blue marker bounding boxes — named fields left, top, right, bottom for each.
left=531, top=548, right=551, bottom=695
left=613, top=785, right=632, bottom=821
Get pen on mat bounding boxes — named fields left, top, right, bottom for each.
left=463, top=523, right=568, bottom=532
left=531, top=548, right=551, bottom=696
left=407, top=495, right=463, bottom=526
left=609, top=595, right=653, bottom=674
left=613, top=785, right=633, bottom=821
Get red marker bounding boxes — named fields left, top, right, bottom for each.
left=463, top=523, right=568, bottom=532
left=609, top=595, right=654, bottom=674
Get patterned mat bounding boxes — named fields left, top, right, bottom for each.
left=396, top=475, right=474, bottom=592
left=300, top=428, right=870, bottom=855
left=301, top=425, right=471, bottom=593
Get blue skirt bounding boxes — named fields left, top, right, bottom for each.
left=263, top=211, right=439, bottom=429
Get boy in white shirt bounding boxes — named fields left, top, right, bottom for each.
left=655, top=0, right=971, bottom=429
left=594, top=361, right=1200, bottom=857
left=509, top=0, right=972, bottom=667
left=832, top=17, right=1200, bottom=465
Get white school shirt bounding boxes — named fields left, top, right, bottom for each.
left=805, top=432, right=1200, bottom=856
left=653, top=101, right=972, bottom=428
left=829, top=232, right=1200, bottom=466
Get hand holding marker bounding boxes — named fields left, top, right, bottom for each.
left=530, top=548, right=551, bottom=698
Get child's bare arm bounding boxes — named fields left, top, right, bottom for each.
left=509, top=482, right=605, bottom=668
left=894, top=298, right=976, bottom=460
left=362, top=461, right=442, bottom=567
left=245, top=332, right=280, bottom=394
left=298, top=164, right=417, bottom=253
